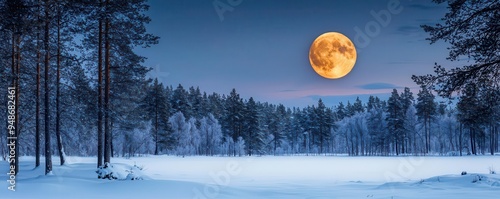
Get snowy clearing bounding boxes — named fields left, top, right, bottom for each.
left=2, top=155, right=500, bottom=199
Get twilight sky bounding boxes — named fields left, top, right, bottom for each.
left=136, top=0, right=467, bottom=107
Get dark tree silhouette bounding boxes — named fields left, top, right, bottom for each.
left=412, top=0, right=500, bottom=97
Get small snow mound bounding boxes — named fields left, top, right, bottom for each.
left=125, top=165, right=147, bottom=180
left=416, top=174, right=500, bottom=187
left=378, top=173, right=500, bottom=190
left=97, top=163, right=149, bottom=180
left=377, top=181, right=410, bottom=189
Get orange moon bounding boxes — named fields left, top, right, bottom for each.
left=309, top=32, right=357, bottom=79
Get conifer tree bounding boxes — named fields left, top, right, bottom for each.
left=416, top=86, right=436, bottom=154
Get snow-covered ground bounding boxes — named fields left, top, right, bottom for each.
left=2, top=155, right=500, bottom=199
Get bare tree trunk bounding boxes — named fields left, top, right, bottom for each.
left=103, top=10, right=111, bottom=164
left=35, top=4, right=41, bottom=168
left=55, top=8, right=65, bottom=166
left=154, top=108, right=159, bottom=155
left=36, top=39, right=41, bottom=167
left=44, top=2, right=52, bottom=174
left=206, top=129, right=209, bottom=156
left=97, top=5, right=104, bottom=167
left=395, top=138, right=399, bottom=156
left=495, top=125, right=499, bottom=152
left=110, top=121, right=114, bottom=158
left=459, top=123, right=463, bottom=156
left=491, top=123, right=495, bottom=155
left=470, top=128, right=475, bottom=155
left=426, top=118, right=429, bottom=154
left=448, top=123, right=454, bottom=152
left=413, top=128, right=417, bottom=155
left=320, top=127, right=323, bottom=154
left=424, top=118, right=428, bottom=154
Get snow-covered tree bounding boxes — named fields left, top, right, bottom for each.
left=223, top=89, right=244, bottom=156
left=171, top=115, right=200, bottom=157
left=199, top=114, right=223, bottom=156
left=336, top=102, right=347, bottom=120
left=435, top=111, right=459, bottom=155
left=140, top=78, right=172, bottom=155
left=367, top=106, right=388, bottom=155
left=169, top=112, right=187, bottom=155
left=221, top=136, right=234, bottom=157
left=234, top=137, right=246, bottom=157
left=289, top=108, right=305, bottom=154
left=386, top=89, right=405, bottom=155
left=188, top=86, right=204, bottom=119
left=456, top=85, right=489, bottom=155
left=313, top=99, right=335, bottom=154
left=416, top=86, right=436, bottom=154
left=171, top=84, right=191, bottom=119
left=399, top=87, right=414, bottom=154
left=121, top=124, right=154, bottom=157
left=404, top=105, right=420, bottom=155
left=243, top=97, right=265, bottom=156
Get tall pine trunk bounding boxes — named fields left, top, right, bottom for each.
left=491, top=123, right=495, bottom=155
left=44, top=1, right=52, bottom=174
left=493, top=124, right=498, bottom=155
left=97, top=15, right=104, bottom=168
left=470, top=128, right=476, bottom=155
left=426, top=118, right=431, bottom=154
left=36, top=25, right=41, bottom=168
left=154, top=108, right=159, bottom=155
left=103, top=5, right=111, bottom=163
left=319, top=126, right=323, bottom=154
left=459, top=123, right=463, bottom=156
left=55, top=9, right=65, bottom=166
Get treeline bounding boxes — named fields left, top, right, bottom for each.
left=137, top=82, right=500, bottom=157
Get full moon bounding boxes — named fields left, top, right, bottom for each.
left=309, top=32, right=357, bottom=79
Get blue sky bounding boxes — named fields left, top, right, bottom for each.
left=137, top=0, right=467, bottom=107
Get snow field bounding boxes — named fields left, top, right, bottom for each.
left=1, top=155, right=499, bottom=199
